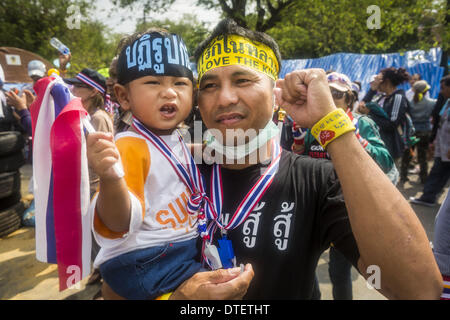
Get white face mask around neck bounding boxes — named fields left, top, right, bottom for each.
left=204, top=119, right=280, bottom=160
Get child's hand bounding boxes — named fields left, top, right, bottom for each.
left=87, top=132, right=121, bottom=181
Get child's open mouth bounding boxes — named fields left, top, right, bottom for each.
left=159, top=103, right=178, bottom=119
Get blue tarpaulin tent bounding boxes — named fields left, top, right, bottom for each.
left=280, top=48, right=445, bottom=98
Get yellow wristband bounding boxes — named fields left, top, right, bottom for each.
left=155, top=292, right=173, bottom=300
left=311, top=108, right=355, bottom=149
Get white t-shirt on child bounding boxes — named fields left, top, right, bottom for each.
left=90, top=130, right=198, bottom=268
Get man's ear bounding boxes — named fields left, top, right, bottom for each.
left=114, top=83, right=131, bottom=111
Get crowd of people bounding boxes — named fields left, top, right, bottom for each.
left=0, top=18, right=449, bottom=300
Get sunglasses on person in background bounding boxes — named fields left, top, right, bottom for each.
left=327, top=73, right=352, bottom=87
left=330, top=88, right=346, bottom=100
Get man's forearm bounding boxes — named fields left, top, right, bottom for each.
left=97, top=177, right=131, bottom=233
left=327, top=132, right=442, bottom=299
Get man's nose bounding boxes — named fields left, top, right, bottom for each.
left=217, top=83, right=239, bottom=108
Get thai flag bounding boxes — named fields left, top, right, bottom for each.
left=30, top=76, right=91, bottom=291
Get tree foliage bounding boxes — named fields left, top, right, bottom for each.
left=197, top=0, right=448, bottom=59
left=135, top=14, right=209, bottom=57
left=114, top=0, right=447, bottom=59
left=111, top=0, right=175, bottom=23
left=1, top=0, right=446, bottom=76
left=0, top=0, right=117, bottom=76
left=197, top=0, right=296, bottom=32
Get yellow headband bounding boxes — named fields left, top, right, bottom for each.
left=197, top=34, right=279, bottom=82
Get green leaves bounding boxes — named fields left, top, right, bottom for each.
left=193, top=0, right=447, bottom=58
left=264, top=0, right=447, bottom=58
left=135, top=14, right=210, bottom=57
left=0, top=0, right=116, bottom=76
left=1, top=0, right=446, bottom=76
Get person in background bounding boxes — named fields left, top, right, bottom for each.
left=0, top=76, right=24, bottom=133
left=432, top=189, right=450, bottom=300
left=400, top=80, right=436, bottom=183
left=56, top=52, right=71, bottom=78
left=360, top=75, right=383, bottom=104
left=64, top=68, right=114, bottom=197
left=359, top=67, right=411, bottom=161
left=405, top=73, right=430, bottom=102
left=410, top=75, right=450, bottom=207
left=273, top=105, right=296, bottom=152
left=6, top=54, right=72, bottom=136
left=351, top=81, right=361, bottom=112
left=5, top=60, right=46, bottom=136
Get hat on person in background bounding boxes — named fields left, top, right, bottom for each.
left=47, top=68, right=60, bottom=77
left=64, top=68, right=114, bottom=113
left=64, top=68, right=107, bottom=94
left=327, top=72, right=352, bottom=92
left=28, top=60, right=46, bottom=78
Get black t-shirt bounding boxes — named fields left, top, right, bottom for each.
left=199, top=150, right=360, bottom=299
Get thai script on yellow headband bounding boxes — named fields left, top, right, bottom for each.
left=197, top=34, right=279, bottom=81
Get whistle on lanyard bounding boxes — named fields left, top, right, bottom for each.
left=217, top=231, right=236, bottom=269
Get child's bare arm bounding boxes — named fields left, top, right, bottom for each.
left=87, top=132, right=131, bottom=233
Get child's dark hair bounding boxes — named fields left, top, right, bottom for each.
left=380, top=67, right=410, bottom=87
left=194, top=19, right=282, bottom=76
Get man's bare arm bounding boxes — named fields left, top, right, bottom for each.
left=328, top=132, right=442, bottom=299
left=276, top=68, right=443, bottom=299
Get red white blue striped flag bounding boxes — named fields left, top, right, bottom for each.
left=30, top=76, right=91, bottom=291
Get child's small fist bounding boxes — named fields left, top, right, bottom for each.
left=87, top=132, right=121, bottom=181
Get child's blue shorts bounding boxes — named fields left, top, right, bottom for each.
left=99, top=238, right=201, bottom=300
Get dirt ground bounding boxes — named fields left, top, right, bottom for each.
left=0, top=163, right=448, bottom=300
left=0, top=164, right=101, bottom=300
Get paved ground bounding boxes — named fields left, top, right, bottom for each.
left=0, top=163, right=448, bottom=300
